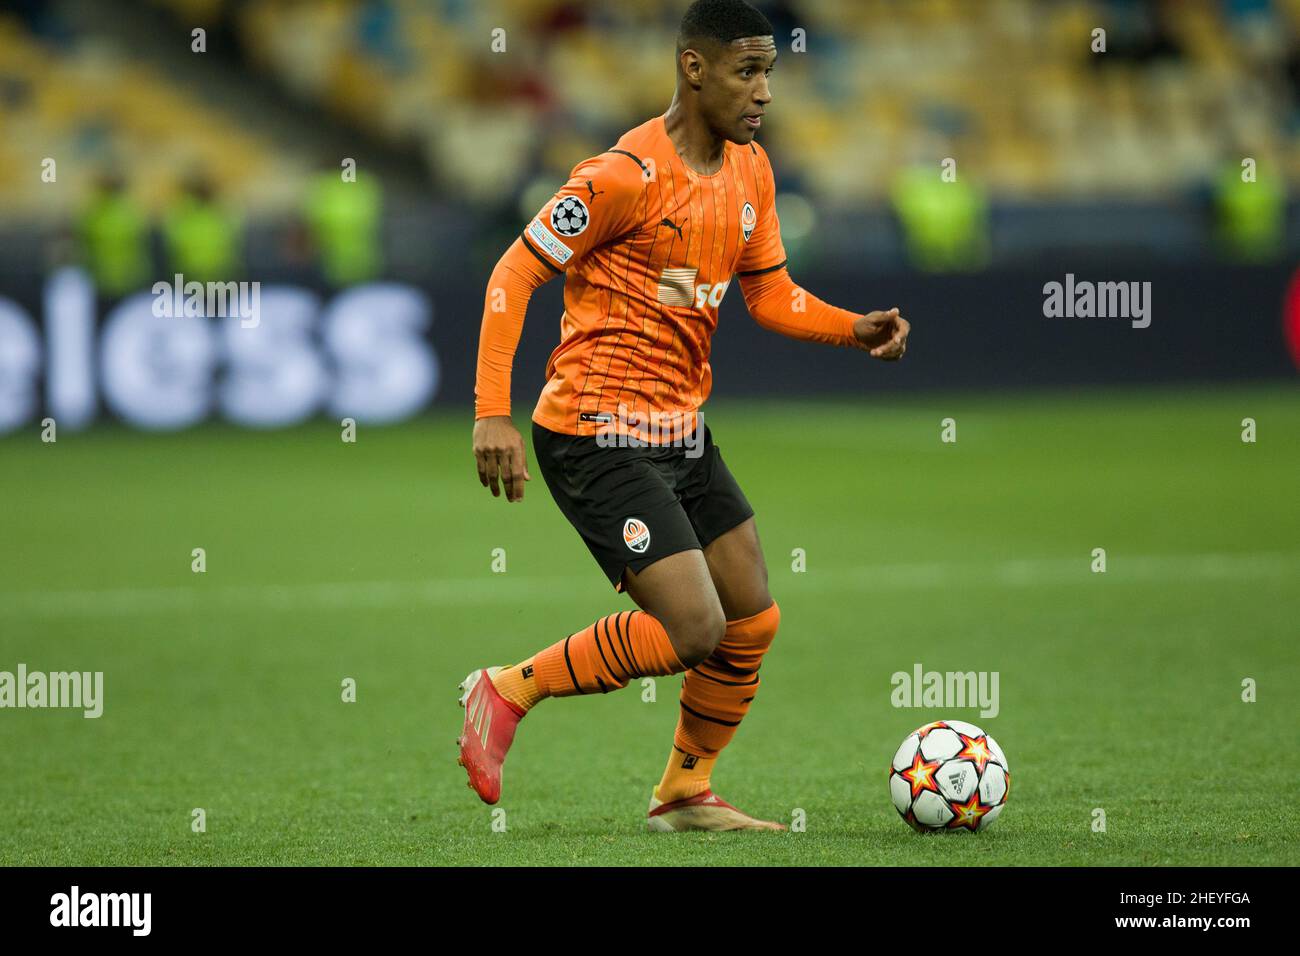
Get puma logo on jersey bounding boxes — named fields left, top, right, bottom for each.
left=585, top=180, right=605, bottom=203
left=659, top=216, right=686, bottom=240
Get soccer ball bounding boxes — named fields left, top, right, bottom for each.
left=550, top=196, right=589, bottom=236
left=888, top=720, right=1010, bottom=832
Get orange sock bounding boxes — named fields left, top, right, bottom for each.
left=492, top=610, right=683, bottom=710
left=490, top=656, right=541, bottom=711
left=655, top=601, right=780, bottom=803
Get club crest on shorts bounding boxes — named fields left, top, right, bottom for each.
left=741, top=201, right=756, bottom=241
left=622, top=517, right=650, bottom=553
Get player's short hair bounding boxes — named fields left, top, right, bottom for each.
left=677, top=0, right=774, bottom=53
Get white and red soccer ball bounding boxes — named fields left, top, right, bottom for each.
left=889, top=720, right=1010, bottom=832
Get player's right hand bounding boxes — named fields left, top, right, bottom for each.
left=473, top=416, right=531, bottom=502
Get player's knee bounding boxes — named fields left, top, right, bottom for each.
left=702, top=605, right=727, bottom=654
left=668, top=604, right=726, bottom=669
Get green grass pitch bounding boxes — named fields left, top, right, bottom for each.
left=1, top=383, right=1296, bottom=866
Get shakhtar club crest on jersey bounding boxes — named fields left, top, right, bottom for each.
left=622, top=518, right=651, bottom=553
left=741, top=201, right=756, bottom=242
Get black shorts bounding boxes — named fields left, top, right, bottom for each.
left=532, top=418, right=755, bottom=591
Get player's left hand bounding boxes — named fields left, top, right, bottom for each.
left=853, top=307, right=909, bottom=360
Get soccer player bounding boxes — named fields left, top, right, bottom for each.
left=460, top=0, right=909, bottom=831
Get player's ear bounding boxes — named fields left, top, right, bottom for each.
left=678, top=47, right=705, bottom=89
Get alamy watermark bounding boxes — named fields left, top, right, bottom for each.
left=152, top=273, right=260, bottom=328
left=50, top=886, right=150, bottom=935
left=593, top=404, right=704, bottom=457
left=1043, top=273, right=1151, bottom=328
left=891, top=663, right=999, bottom=718
left=0, top=664, right=103, bottom=718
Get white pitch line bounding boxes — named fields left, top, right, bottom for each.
left=799, top=551, right=1300, bottom=590
left=0, top=551, right=1296, bottom=620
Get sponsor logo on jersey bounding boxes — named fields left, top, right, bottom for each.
left=657, top=267, right=698, bottom=306
left=693, top=279, right=731, bottom=310
left=741, top=201, right=756, bottom=241
left=622, top=517, right=651, bottom=553
left=550, top=195, right=590, bottom=236
left=526, top=217, right=574, bottom=265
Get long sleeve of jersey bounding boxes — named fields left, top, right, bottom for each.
left=738, top=266, right=862, bottom=348
left=474, top=237, right=558, bottom=419
left=475, top=151, right=647, bottom=420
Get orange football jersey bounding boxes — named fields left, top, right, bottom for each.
left=522, top=114, right=788, bottom=438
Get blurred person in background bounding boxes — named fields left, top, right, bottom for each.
left=163, top=170, right=244, bottom=283
left=890, top=148, right=990, bottom=273
left=1212, top=146, right=1287, bottom=262
left=77, top=169, right=151, bottom=299
left=305, top=166, right=384, bottom=286
left=1092, top=0, right=1184, bottom=64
